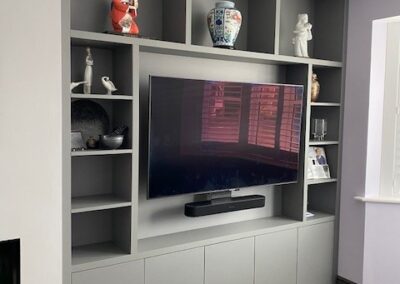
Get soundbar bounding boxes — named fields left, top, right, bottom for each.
left=185, top=195, right=265, bottom=217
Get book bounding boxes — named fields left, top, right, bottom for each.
left=307, top=147, right=331, bottom=179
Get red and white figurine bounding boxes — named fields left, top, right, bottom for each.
left=111, top=0, right=139, bottom=35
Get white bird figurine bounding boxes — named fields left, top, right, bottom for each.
left=70, top=81, right=88, bottom=92
left=101, top=76, right=118, bottom=95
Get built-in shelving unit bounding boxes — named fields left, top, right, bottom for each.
left=65, top=0, right=345, bottom=280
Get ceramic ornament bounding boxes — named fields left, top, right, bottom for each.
left=111, top=0, right=139, bottom=35
left=70, top=81, right=88, bottom=92
left=207, top=1, right=242, bottom=49
left=293, top=14, right=312, bottom=57
left=83, top=47, right=94, bottom=94
left=101, top=76, right=118, bottom=95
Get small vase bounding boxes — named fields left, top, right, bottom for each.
left=311, top=73, right=320, bottom=102
left=207, top=1, right=242, bottom=49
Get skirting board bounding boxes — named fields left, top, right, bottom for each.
left=337, top=276, right=357, bottom=284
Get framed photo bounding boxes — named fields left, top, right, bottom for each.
left=71, top=131, right=86, bottom=151
left=307, top=146, right=331, bottom=179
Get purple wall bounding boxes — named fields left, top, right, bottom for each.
left=339, top=0, right=400, bottom=283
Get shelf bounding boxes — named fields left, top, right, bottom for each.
left=71, top=149, right=133, bottom=157
left=71, top=195, right=132, bottom=214
left=71, top=94, right=133, bottom=100
left=305, top=211, right=335, bottom=224
left=307, top=178, right=338, bottom=185
left=311, top=102, right=341, bottom=107
left=138, top=216, right=300, bottom=254
left=309, top=141, right=339, bottom=146
left=72, top=242, right=129, bottom=266
left=71, top=30, right=343, bottom=68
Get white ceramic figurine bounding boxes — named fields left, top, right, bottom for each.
left=293, top=14, right=312, bottom=57
left=101, top=76, right=118, bottom=95
left=83, top=47, right=94, bottom=94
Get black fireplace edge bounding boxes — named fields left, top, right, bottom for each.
left=0, top=239, right=20, bottom=284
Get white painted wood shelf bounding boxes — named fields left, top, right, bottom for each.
left=72, top=242, right=129, bottom=267
left=309, top=140, right=339, bottom=146
left=305, top=211, right=335, bottom=224
left=306, top=178, right=338, bottom=185
left=71, top=30, right=343, bottom=68
left=138, top=216, right=301, bottom=254
left=71, top=149, right=133, bottom=157
left=310, top=102, right=341, bottom=107
left=71, top=195, right=132, bottom=214
left=71, top=94, right=133, bottom=100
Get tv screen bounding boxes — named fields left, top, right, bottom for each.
left=148, top=76, right=304, bottom=199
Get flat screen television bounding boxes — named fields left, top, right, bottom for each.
left=148, top=76, right=304, bottom=199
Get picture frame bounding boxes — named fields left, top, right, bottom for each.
left=71, top=131, right=86, bottom=151
left=307, top=146, right=331, bottom=179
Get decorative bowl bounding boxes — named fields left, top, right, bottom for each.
left=99, top=135, right=124, bottom=150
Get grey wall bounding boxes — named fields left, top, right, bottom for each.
left=339, top=0, right=400, bottom=283
left=0, top=0, right=64, bottom=283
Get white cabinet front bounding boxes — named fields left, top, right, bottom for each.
left=145, top=247, right=204, bottom=284
left=205, top=237, right=255, bottom=284
left=255, top=228, right=298, bottom=284
left=298, top=222, right=335, bottom=284
left=72, top=259, right=144, bottom=284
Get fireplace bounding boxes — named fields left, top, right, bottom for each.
left=0, top=239, right=20, bottom=284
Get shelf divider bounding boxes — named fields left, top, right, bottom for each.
left=71, top=195, right=132, bottom=214
left=71, top=94, right=133, bottom=100
left=71, top=149, right=133, bottom=157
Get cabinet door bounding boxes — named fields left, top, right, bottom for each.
left=72, top=259, right=144, bottom=284
left=145, top=247, right=204, bottom=284
left=205, top=237, right=254, bottom=284
left=298, top=222, right=335, bottom=284
left=255, top=229, right=297, bottom=284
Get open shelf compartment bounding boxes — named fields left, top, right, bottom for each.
left=191, top=0, right=277, bottom=54
left=71, top=40, right=133, bottom=97
left=278, top=0, right=346, bottom=61
left=311, top=67, right=342, bottom=104
left=71, top=98, right=133, bottom=150
left=72, top=154, right=132, bottom=210
left=307, top=182, right=337, bottom=216
left=71, top=0, right=186, bottom=43
left=72, top=207, right=132, bottom=265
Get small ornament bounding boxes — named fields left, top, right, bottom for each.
left=311, top=73, right=320, bottom=102
left=70, top=81, right=88, bottom=92
left=111, top=0, right=139, bottom=35
left=293, top=14, right=312, bottom=57
left=86, top=136, right=98, bottom=149
left=101, top=76, right=118, bottom=95
left=84, top=48, right=93, bottom=94
left=207, top=1, right=242, bottom=49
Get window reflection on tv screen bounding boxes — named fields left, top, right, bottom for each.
left=148, top=76, right=304, bottom=199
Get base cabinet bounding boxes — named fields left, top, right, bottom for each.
left=298, top=222, right=335, bottom=284
left=145, top=247, right=204, bottom=284
left=71, top=222, right=335, bottom=284
left=72, top=260, right=144, bottom=284
left=255, top=229, right=298, bottom=284
left=205, top=237, right=254, bottom=284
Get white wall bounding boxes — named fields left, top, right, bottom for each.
left=0, top=0, right=64, bottom=283
left=339, top=0, right=400, bottom=283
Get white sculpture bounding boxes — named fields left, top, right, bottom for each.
left=83, top=47, right=94, bottom=94
left=293, top=14, right=312, bottom=58
left=70, top=81, right=88, bottom=92
left=101, top=76, right=118, bottom=95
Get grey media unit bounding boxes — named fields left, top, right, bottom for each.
left=63, top=0, right=347, bottom=283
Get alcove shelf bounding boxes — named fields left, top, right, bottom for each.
left=65, top=0, right=346, bottom=282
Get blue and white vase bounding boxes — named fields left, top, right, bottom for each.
left=207, top=1, right=242, bottom=49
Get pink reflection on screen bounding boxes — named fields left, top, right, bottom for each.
left=201, top=82, right=242, bottom=143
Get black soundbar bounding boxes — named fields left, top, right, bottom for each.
left=185, top=195, right=265, bottom=217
